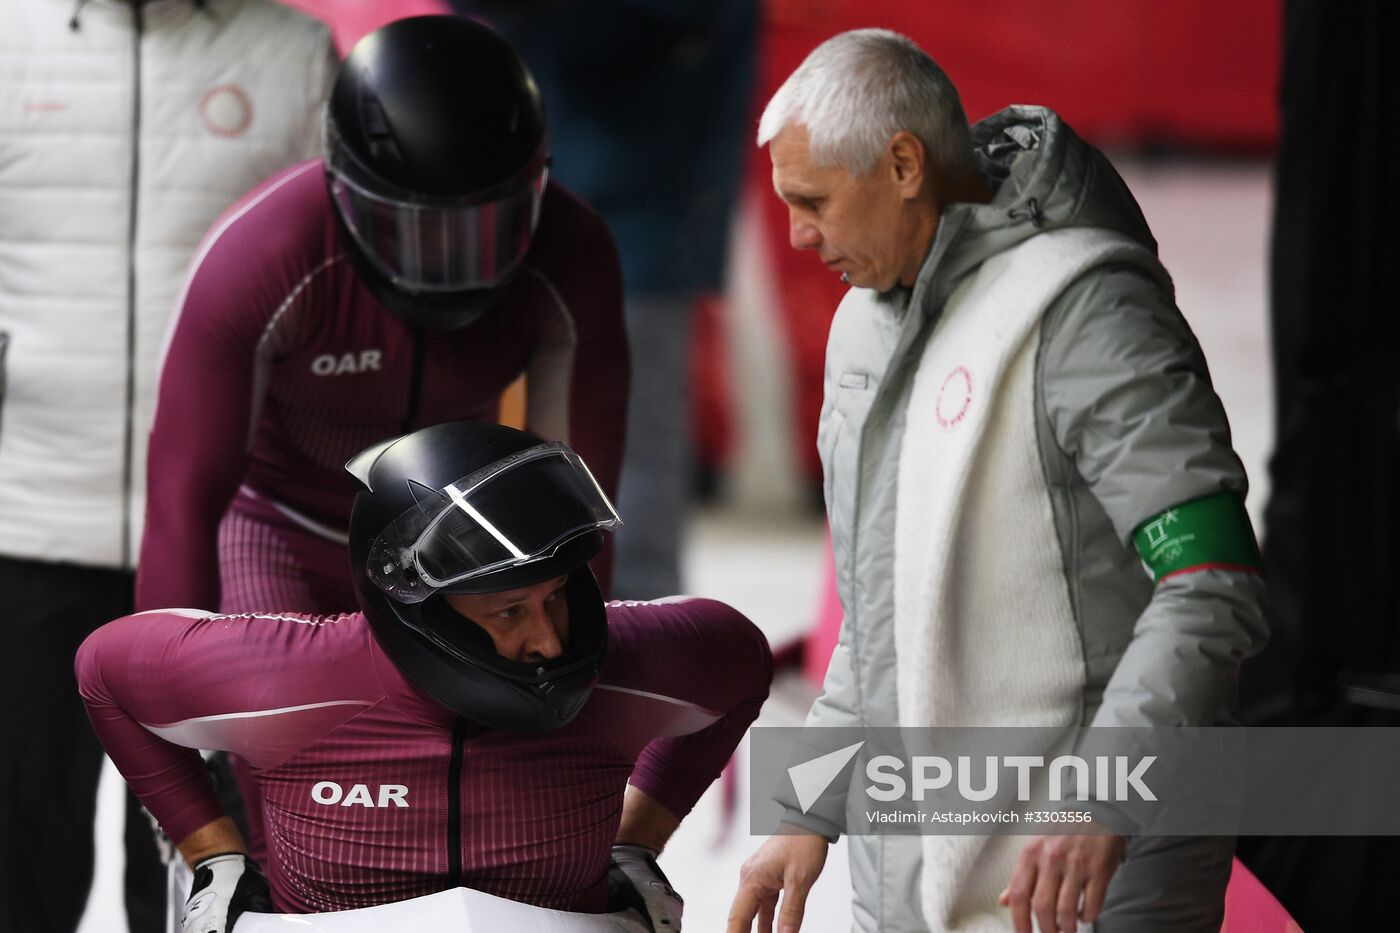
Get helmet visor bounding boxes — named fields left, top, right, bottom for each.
left=326, top=119, right=546, bottom=293
left=366, top=443, right=620, bottom=604
left=329, top=170, right=545, bottom=293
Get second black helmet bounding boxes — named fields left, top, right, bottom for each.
left=346, top=421, right=621, bottom=731
left=325, top=16, right=549, bottom=328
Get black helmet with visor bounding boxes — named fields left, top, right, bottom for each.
left=325, top=16, right=549, bottom=329
left=346, top=422, right=620, bottom=731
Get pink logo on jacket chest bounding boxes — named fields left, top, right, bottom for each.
left=199, top=84, right=253, bottom=138
left=936, top=366, right=974, bottom=428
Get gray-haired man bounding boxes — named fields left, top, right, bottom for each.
left=728, top=28, right=1267, bottom=933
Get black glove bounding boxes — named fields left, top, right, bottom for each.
left=180, top=853, right=274, bottom=933
left=606, top=844, right=684, bottom=931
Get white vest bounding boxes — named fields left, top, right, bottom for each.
left=0, top=0, right=334, bottom=568
left=892, top=228, right=1156, bottom=931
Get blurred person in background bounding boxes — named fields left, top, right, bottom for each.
left=459, top=0, right=759, bottom=599
left=80, top=421, right=772, bottom=932
left=0, top=2, right=335, bottom=930
left=729, top=29, right=1268, bottom=933
left=135, top=14, right=627, bottom=873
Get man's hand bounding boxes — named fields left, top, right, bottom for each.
left=727, top=832, right=829, bottom=933
left=608, top=844, right=684, bottom=931
left=998, top=833, right=1124, bottom=933
left=180, top=853, right=273, bottom=933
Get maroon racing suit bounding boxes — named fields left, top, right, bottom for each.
left=77, top=596, right=771, bottom=913
left=136, top=158, right=627, bottom=617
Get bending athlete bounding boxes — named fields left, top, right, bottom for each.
left=80, top=422, right=773, bottom=932
left=138, top=15, right=628, bottom=620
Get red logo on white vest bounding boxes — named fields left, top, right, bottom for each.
left=199, top=84, right=253, bottom=138
left=936, top=366, right=973, bottom=428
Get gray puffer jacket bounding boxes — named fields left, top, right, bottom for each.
left=778, top=106, right=1270, bottom=930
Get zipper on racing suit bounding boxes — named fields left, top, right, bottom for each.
left=120, top=2, right=145, bottom=567
left=447, top=716, right=468, bottom=884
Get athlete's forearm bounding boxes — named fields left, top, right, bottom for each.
left=614, top=785, right=680, bottom=854
left=178, top=815, right=249, bottom=868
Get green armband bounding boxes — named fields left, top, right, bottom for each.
left=1132, top=491, right=1262, bottom=583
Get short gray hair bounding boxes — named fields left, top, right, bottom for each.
left=758, top=29, right=975, bottom=179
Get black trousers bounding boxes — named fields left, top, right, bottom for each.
left=0, top=556, right=164, bottom=933
left=1236, top=2, right=1400, bottom=928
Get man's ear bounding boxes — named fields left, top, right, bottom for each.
left=888, top=131, right=926, bottom=198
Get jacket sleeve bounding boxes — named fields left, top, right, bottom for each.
left=74, top=609, right=376, bottom=845
left=135, top=198, right=283, bottom=613
left=1040, top=264, right=1270, bottom=727
left=771, top=614, right=864, bottom=838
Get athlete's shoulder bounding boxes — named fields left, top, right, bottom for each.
left=213, top=157, right=328, bottom=228
left=194, top=158, right=336, bottom=270
left=538, top=179, right=606, bottom=228
left=177, top=158, right=346, bottom=328
left=118, top=607, right=371, bottom=658
left=77, top=609, right=380, bottom=703
left=529, top=181, right=618, bottom=268
left=606, top=593, right=745, bottom=620
left=604, top=596, right=768, bottom=660
left=598, top=597, right=773, bottom=710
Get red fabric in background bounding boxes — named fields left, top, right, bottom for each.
left=761, top=0, right=1280, bottom=148
left=745, top=0, right=1280, bottom=485
left=1223, top=859, right=1305, bottom=932
left=692, top=294, right=738, bottom=474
